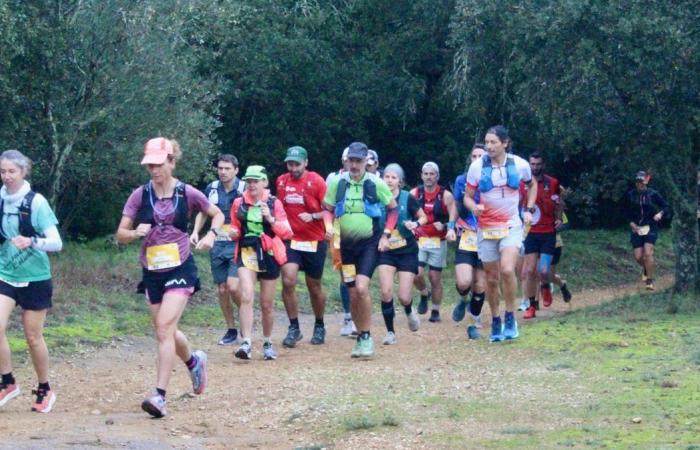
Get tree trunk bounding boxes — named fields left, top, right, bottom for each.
left=667, top=161, right=699, bottom=295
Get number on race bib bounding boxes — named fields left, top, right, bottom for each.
left=146, top=243, right=182, bottom=270
left=482, top=228, right=508, bottom=240
left=241, top=247, right=260, bottom=272
left=458, top=229, right=478, bottom=252
left=291, top=240, right=318, bottom=252
left=418, top=236, right=441, bottom=249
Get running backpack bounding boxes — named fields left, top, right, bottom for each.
left=235, top=196, right=277, bottom=238
left=135, top=181, right=189, bottom=233
left=334, top=173, right=382, bottom=219
left=415, top=186, right=448, bottom=223
left=0, top=191, right=39, bottom=244
left=479, top=154, right=520, bottom=192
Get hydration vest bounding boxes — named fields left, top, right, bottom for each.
left=379, top=190, right=412, bottom=239
left=479, top=154, right=520, bottom=192
left=208, top=179, right=244, bottom=224
left=135, top=181, right=189, bottom=233
left=235, top=196, right=277, bottom=239
left=415, top=186, right=448, bottom=223
left=0, top=191, right=39, bottom=244
left=334, top=173, right=382, bottom=219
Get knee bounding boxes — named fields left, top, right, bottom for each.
left=282, top=275, right=297, bottom=290
left=380, top=286, right=393, bottom=300
left=25, top=330, right=45, bottom=349
left=217, top=284, right=228, bottom=297
left=538, top=268, right=551, bottom=279
left=154, top=324, right=174, bottom=343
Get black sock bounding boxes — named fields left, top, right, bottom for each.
left=531, top=298, right=539, bottom=309
left=315, top=317, right=324, bottom=327
left=541, top=283, right=550, bottom=290
left=382, top=299, right=396, bottom=333
left=185, top=355, right=197, bottom=369
left=359, top=331, right=371, bottom=340
left=469, top=292, right=485, bottom=316
left=156, top=388, right=166, bottom=398
left=38, top=381, right=50, bottom=392
left=2, top=372, right=14, bottom=386
left=290, top=318, right=300, bottom=329
left=404, top=301, right=413, bottom=315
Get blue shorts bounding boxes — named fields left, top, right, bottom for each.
left=210, top=243, right=238, bottom=284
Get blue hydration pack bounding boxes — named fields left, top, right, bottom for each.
left=334, top=173, right=382, bottom=219
left=479, top=154, right=520, bottom=192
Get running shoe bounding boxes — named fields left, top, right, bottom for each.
left=218, top=328, right=238, bottom=346
left=467, top=325, right=480, bottom=340
left=645, top=279, right=655, bottom=291
left=310, top=325, right=326, bottom=345
left=235, top=341, right=252, bottom=360
left=418, top=292, right=431, bottom=314
left=263, top=342, right=277, bottom=360
left=542, top=285, right=553, bottom=307
left=490, top=317, right=504, bottom=343
left=523, top=305, right=537, bottom=320
left=429, top=310, right=441, bottom=323
left=340, top=318, right=357, bottom=337
left=382, top=331, right=397, bottom=345
left=351, top=335, right=374, bottom=358
left=0, top=383, right=19, bottom=408
left=189, top=350, right=208, bottom=395
left=560, top=283, right=572, bottom=303
left=518, top=298, right=530, bottom=311
left=503, top=313, right=519, bottom=340
left=282, top=326, right=303, bottom=348
left=452, top=299, right=468, bottom=322
left=31, top=389, right=56, bottom=413
left=642, top=269, right=648, bottom=282
left=141, top=391, right=166, bottom=418
left=406, top=309, right=420, bottom=332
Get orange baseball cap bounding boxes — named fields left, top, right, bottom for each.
left=141, top=137, right=173, bottom=165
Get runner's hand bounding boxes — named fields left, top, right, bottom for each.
left=229, top=228, right=240, bottom=239
left=378, top=235, right=389, bottom=252
left=324, top=229, right=334, bottom=241
left=404, top=220, right=418, bottom=231
left=630, top=223, right=639, bottom=233
left=554, top=219, right=562, bottom=228
left=260, top=202, right=272, bottom=222
left=446, top=229, right=456, bottom=242
left=653, top=212, right=663, bottom=222
left=434, top=222, right=444, bottom=231
left=523, top=211, right=533, bottom=226
left=472, top=205, right=485, bottom=217
left=298, top=212, right=313, bottom=223
left=196, top=232, right=215, bottom=251
left=134, top=223, right=152, bottom=238
left=189, top=232, right=199, bottom=246
left=11, top=235, right=32, bottom=250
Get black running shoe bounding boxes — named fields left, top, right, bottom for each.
left=418, top=292, right=431, bottom=315
left=560, top=283, right=572, bottom=303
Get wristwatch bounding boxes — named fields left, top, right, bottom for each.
left=526, top=206, right=536, bottom=214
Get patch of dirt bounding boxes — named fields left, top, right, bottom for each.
left=0, top=276, right=672, bottom=449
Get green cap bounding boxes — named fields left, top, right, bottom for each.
left=242, top=165, right=268, bottom=181
left=284, top=146, right=308, bottom=163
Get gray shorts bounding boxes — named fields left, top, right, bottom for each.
left=477, top=226, right=523, bottom=263
left=210, top=243, right=238, bottom=284
left=417, top=239, right=448, bottom=270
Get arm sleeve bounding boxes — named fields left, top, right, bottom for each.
left=32, top=225, right=63, bottom=252
left=229, top=198, right=242, bottom=240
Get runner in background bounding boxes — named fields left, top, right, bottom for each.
left=452, top=145, right=487, bottom=339
left=411, top=162, right=457, bottom=323
left=276, top=146, right=330, bottom=347
left=377, top=163, right=426, bottom=345
left=627, top=170, right=670, bottom=291
left=326, top=148, right=356, bottom=336
left=191, top=154, right=245, bottom=346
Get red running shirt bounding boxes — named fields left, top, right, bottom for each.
left=275, top=171, right=327, bottom=241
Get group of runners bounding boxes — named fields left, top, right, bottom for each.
left=0, top=126, right=670, bottom=418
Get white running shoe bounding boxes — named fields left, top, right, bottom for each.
left=340, top=318, right=357, bottom=337
left=518, top=298, right=530, bottom=311
left=382, top=331, right=397, bottom=345
left=406, top=310, right=420, bottom=332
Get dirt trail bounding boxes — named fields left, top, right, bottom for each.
left=0, top=276, right=672, bottom=449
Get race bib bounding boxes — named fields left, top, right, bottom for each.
left=241, top=246, right=260, bottom=272
left=418, top=236, right=441, bottom=250
left=387, top=230, right=407, bottom=250
left=291, top=240, right=318, bottom=253
left=342, top=264, right=356, bottom=283
left=458, top=229, right=478, bottom=252
left=216, top=224, right=232, bottom=241
left=482, top=228, right=508, bottom=240
left=555, top=233, right=563, bottom=248
left=637, top=225, right=650, bottom=236
left=146, top=243, right=181, bottom=270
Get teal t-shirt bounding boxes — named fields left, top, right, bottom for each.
left=0, top=193, right=59, bottom=282
left=324, top=172, right=393, bottom=242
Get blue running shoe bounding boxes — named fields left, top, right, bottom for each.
left=503, top=312, right=519, bottom=340
left=490, top=317, right=504, bottom=342
left=452, top=300, right=468, bottom=322
left=189, top=350, right=208, bottom=395
left=467, top=325, right=480, bottom=340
